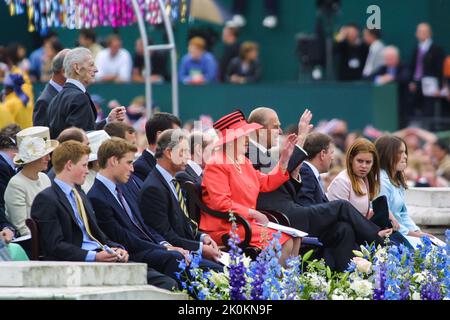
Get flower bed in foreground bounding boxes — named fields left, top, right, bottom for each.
left=176, top=224, right=450, bottom=300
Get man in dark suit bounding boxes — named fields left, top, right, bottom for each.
left=46, top=47, right=126, bottom=139
left=0, top=135, right=18, bottom=239
left=371, top=46, right=411, bottom=128
left=298, top=132, right=334, bottom=206
left=176, top=131, right=213, bottom=186
left=33, top=49, right=70, bottom=127
left=248, top=109, right=387, bottom=271
left=88, top=138, right=189, bottom=285
left=31, top=141, right=177, bottom=290
left=133, top=112, right=181, bottom=182
left=139, top=129, right=222, bottom=271
left=409, top=23, right=446, bottom=129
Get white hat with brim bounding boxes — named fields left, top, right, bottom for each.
left=87, top=130, right=111, bottom=162
left=13, top=126, right=59, bottom=166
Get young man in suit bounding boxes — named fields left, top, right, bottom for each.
left=0, top=135, right=17, bottom=240
left=88, top=138, right=189, bottom=287
left=176, top=131, right=213, bottom=186
left=139, top=129, right=222, bottom=271
left=298, top=132, right=334, bottom=206
left=31, top=141, right=177, bottom=290
left=46, top=47, right=126, bottom=139
left=33, top=49, right=70, bottom=127
left=248, top=109, right=388, bottom=272
left=133, top=112, right=181, bottom=182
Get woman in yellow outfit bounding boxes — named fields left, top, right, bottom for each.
left=2, top=72, right=33, bottom=129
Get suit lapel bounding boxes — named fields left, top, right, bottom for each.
left=52, top=182, right=79, bottom=227
left=153, top=169, right=193, bottom=237
left=0, top=157, right=14, bottom=176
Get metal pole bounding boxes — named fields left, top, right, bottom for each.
left=130, top=0, right=152, bottom=117
left=157, top=0, right=179, bottom=118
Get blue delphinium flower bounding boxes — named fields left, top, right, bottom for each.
left=261, top=232, right=283, bottom=300
left=444, top=230, right=450, bottom=298
left=373, top=263, right=387, bottom=300
left=228, top=220, right=247, bottom=300
left=280, top=257, right=302, bottom=300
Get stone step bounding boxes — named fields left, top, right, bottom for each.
left=0, top=286, right=188, bottom=300
left=405, top=188, right=450, bottom=208
left=0, top=261, right=147, bottom=287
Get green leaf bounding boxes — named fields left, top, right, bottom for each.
left=302, top=250, right=314, bottom=263
left=353, top=250, right=364, bottom=258
left=326, top=266, right=332, bottom=279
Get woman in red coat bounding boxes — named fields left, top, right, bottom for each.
left=200, top=110, right=301, bottom=266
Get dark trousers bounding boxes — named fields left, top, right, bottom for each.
left=259, top=199, right=382, bottom=272
left=133, top=248, right=184, bottom=282
left=146, top=267, right=179, bottom=291
left=233, top=0, right=278, bottom=16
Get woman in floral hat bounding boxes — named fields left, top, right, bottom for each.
left=4, top=126, right=58, bottom=243
left=200, top=110, right=301, bottom=267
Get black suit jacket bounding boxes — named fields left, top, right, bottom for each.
left=0, top=157, right=16, bottom=232
left=33, top=82, right=58, bottom=127
left=139, top=168, right=201, bottom=252
left=31, top=182, right=120, bottom=261
left=410, top=43, right=445, bottom=84
left=297, top=163, right=329, bottom=207
left=372, top=64, right=411, bottom=85
left=175, top=164, right=202, bottom=186
left=47, top=82, right=106, bottom=138
left=88, top=179, right=167, bottom=257
left=133, top=150, right=156, bottom=182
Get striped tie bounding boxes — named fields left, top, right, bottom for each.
left=172, top=179, right=198, bottom=235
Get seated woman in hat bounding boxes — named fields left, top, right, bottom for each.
left=200, top=110, right=301, bottom=267
left=4, top=127, right=58, bottom=244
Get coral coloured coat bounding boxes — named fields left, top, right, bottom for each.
left=200, top=151, right=291, bottom=248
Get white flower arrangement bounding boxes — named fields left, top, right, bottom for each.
left=16, top=136, right=47, bottom=164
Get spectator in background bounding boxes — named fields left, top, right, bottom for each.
left=104, top=122, right=137, bottom=146
left=372, top=46, right=411, bottom=128
left=226, top=42, right=262, bottom=84
left=3, top=45, right=34, bottom=128
left=409, top=23, right=445, bottom=128
left=362, top=28, right=385, bottom=78
left=0, top=47, right=8, bottom=82
left=132, top=38, right=169, bottom=83
left=33, top=49, right=70, bottom=127
left=6, top=43, right=30, bottom=75
left=218, top=26, right=240, bottom=82
left=29, top=31, right=58, bottom=82
left=229, top=0, right=279, bottom=29
left=335, top=24, right=368, bottom=81
left=95, top=34, right=132, bottom=83
left=179, top=37, right=217, bottom=85
left=1, top=73, right=33, bottom=129
left=40, top=39, right=64, bottom=83
left=78, top=29, right=103, bottom=59
left=431, top=138, right=450, bottom=182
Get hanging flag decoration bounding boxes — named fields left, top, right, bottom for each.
left=2, top=0, right=189, bottom=33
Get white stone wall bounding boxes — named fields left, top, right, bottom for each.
left=405, top=188, right=450, bottom=227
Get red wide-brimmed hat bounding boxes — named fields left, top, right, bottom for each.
left=213, top=110, right=263, bottom=146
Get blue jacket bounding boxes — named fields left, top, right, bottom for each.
left=179, top=52, right=218, bottom=83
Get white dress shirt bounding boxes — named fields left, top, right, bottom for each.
left=95, top=48, right=132, bottom=82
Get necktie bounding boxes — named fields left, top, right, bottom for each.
left=115, top=187, right=155, bottom=243
left=72, top=188, right=104, bottom=247
left=414, top=47, right=425, bottom=81
left=172, top=179, right=198, bottom=235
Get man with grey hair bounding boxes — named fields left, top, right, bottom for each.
left=372, top=46, right=411, bottom=128
left=47, top=47, right=125, bottom=138
left=33, top=48, right=70, bottom=126
left=139, top=129, right=223, bottom=272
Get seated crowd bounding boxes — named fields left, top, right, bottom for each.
left=0, top=45, right=447, bottom=294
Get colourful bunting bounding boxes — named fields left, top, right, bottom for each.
left=3, top=0, right=188, bottom=33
